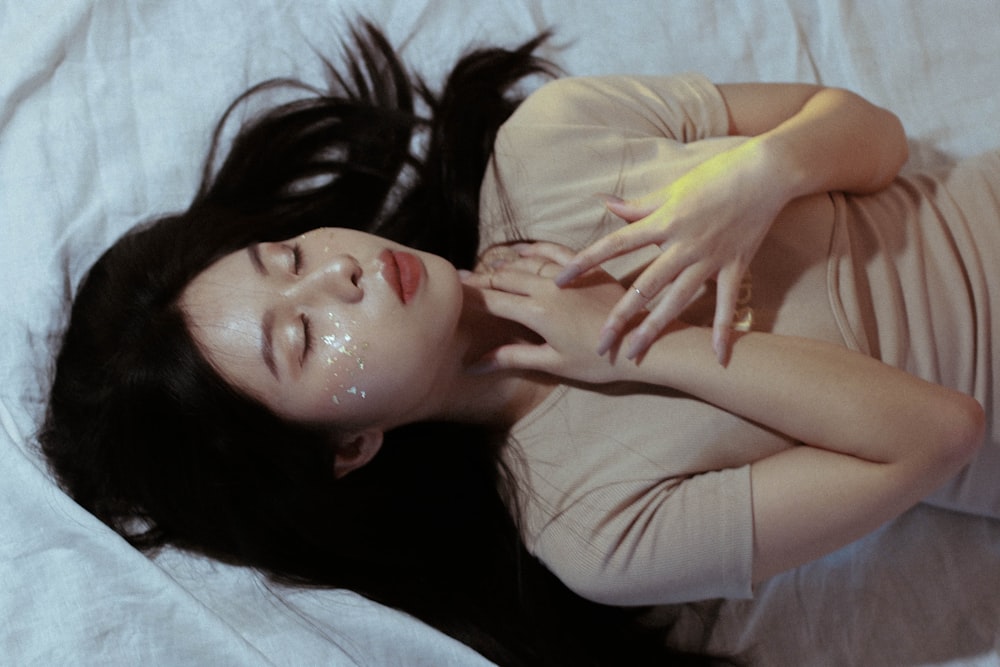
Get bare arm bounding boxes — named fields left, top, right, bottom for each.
left=470, top=252, right=983, bottom=583
left=718, top=82, right=909, bottom=195
left=635, top=326, right=981, bottom=581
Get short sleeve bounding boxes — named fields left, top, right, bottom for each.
left=502, top=385, right=779, bottom=606
left=479, top=74, right=742, bottom=262
left=502, top=73, right=730, bottom=142
left=529, top=467, right=755, bottom=605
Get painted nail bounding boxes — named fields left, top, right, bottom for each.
left=713, top=328, right=731, bottom=366
left=593, top=192, right=626, bottom=206
left=467, top=357, right=499, bottom=375
left=625, top=332, right=647, bottom=360
left=554, top=264, right=581, bottom=286
left=596, top=326, right=618, bottom=356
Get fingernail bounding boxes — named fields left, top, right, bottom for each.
left=467, top=357, right=498, bottom=375
left=596, top=326, right=617, bottom=356
left=593, top=192, right=625, bottom=206
left=625, top=332, right=647, bottom=360
left=713, top=328, right=730, bottom=366
left=554, top=264, right=580, bottom=286
left=458, top=269, right=473, bottom=282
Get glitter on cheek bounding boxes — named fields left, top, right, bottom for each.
left=355, top=342, right=368, bottom=370
left=322, top=318, right=368, bottom=403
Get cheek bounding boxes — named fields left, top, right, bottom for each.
left=321, top=340, right=435, bottom=420
left=315, top=320, right=371, bottom=407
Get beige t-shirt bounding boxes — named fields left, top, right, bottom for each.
left=478, top=74, right=1000, bottom=604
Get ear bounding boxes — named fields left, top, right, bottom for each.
left=332, top=429, right=384, bottom=479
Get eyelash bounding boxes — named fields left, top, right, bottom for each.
left=284, top=242, right=311, bottom=363
left=300, top=313, right=313, bottom=364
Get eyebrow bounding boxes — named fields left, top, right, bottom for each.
left=247, top=245, right=279, bottom=379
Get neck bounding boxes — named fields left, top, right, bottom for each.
left=433, top=284, right=555, bottom=429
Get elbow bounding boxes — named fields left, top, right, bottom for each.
left=873, top=107, right=909, bottom=188
left=938, top=393, right=986, bottom=470
left=836, top=88, right=909, bottom=192
left=959, top=395, right=986, bottom=460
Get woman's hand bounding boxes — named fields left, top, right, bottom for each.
left=463, top=242, right=656, bottom=385
left=553, top=83, right=907, bottom=365
left=556, top=140, right=785, bottom=363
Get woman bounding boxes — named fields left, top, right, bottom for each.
left=40, top=21, right=992, bottom=665
left=465, top=70, right=996, bottom=603
left=40, top=24, right=714, bottom=667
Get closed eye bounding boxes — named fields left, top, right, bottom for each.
left=285, top=243, right=304, bottom=274
left=300, top=313, right=313, bottom=365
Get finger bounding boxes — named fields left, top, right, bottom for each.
left=478, top=244, right=520, bottom=270
left=595, top=284, right=652, bottom=356
left=486, top=342, right=559, bottom=374
left=601, top=193, right=657, bottom=223
left=624, top=265, right=707, bottom=360
left=494, top=256, right=556, bottom=278
left=471, top=252, right=558, bottom=281
left=459, top=270, right=493, bottom=289
left=622, top=244, right=694, bottom=302
left=475, top=277, right=548, bottom=330
left=711, top=264, right=744, bottom=366
left=460, top=268, right=537, bottom=299
left=510, top=241, right=576, bottom=265
left=480, top=265, right=547, bottom=296
left=556, top=222, right=671, bottom=286
left=593, top=248, right=690, bottom=354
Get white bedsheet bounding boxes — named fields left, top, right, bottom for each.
left=2, top=1, right=998, bottom=664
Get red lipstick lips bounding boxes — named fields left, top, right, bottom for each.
left=395, top=251, right=421, bottom=304
left=380, top=249, right=422, bottom=304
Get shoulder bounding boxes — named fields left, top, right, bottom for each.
left=527, top=468, right=756, bottom=605
left=502, top=388, right=775, bottom=604
left=502, top=73, right=728, bottom=141
left=478, top=74, right=730, bottom=251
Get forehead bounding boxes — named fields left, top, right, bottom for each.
left=181, top=248, right=270, bottom=391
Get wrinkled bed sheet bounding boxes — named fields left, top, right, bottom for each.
left=2, top=1, right=998, bottom=664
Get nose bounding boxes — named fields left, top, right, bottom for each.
left=286, top=254, right=363, bottom=303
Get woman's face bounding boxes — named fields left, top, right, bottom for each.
left=181, top=227, right=465, bottom=434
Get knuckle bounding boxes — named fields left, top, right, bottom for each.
left=607, top=234, right=630, bottom=255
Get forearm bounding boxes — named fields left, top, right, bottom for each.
left=719, top=83, right=908, bottom=199
left=624, top=326, right=983, bottom=580
left=754, top=87, right=908, bottom=197
left=626, top=326, right=982, bottom=465
left=475, top=241, right=981, bottom=584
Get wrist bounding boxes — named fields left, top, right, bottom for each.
left=748, top=133, right=812, bottom=203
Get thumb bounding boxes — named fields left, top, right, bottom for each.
left=468, top=342, right=553, bottom=375
left=600, top=193, right=657, bottom=223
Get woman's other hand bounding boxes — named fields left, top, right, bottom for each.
left=555, top=83, right=908, bottom=364
left=463, top=242, right=659, bottom=385
left=556, top=141, right=781, bottom=363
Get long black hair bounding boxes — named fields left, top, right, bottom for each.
left=40, top=22, right=724, bottom=666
